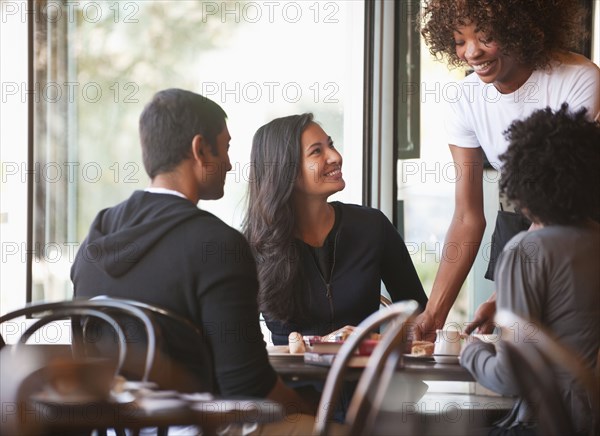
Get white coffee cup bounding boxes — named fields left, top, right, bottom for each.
left=434, top=329, right=461, bottom=355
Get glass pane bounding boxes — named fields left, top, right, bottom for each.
left=1, top=0, right=29, bottom=315
left=29, top=0, right=365, bottom=302
left=397, top=29, right=468, bottom=326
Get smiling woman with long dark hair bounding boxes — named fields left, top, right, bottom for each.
left=243, top=114, right=427, bottom=345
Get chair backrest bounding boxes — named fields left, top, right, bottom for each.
left=379, top=295, right=392, bottom=308
left=345, top=305, right=417, bottom=435
left=496, top=310, right=600, bottom=436
left=18, top=307, right=128, bottom=376
left=88, top=296, right=214, bottom=393
left=313, top=299, right=419, bottom=436
left=73, top=298, right=158, bottom=382
left=0, top=303, right=129, bottom=435
left=0, top=299, right=157, bottom=380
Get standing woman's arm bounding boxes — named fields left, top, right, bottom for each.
left=415, top=145, right=486, bottom=340
left=380, top=210, right=427, bottom=309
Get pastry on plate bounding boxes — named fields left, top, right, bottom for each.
left=411, top=340, right=434, bottom=356
left=288, top=331, right=306, bottom=354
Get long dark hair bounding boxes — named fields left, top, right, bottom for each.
left=243, top=114, right=314, bottom=322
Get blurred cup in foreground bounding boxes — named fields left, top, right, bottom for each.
left=45, top=357, right=114, bottom=401
left=434, top=329, right=461, bottom=355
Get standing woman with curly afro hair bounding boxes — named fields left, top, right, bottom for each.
left=413, top=0, right=599, bottom=342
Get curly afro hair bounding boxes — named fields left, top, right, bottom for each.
left=499, top=104, right=600, bottom=226
left=420, top=0, right=586, bottom=70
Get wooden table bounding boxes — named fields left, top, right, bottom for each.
left=269, top=354, right=513, bottom=435
left=19, top=396, right=284, bottom=436
left=269, top=355, right=474, bottom=383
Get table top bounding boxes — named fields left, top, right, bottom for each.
left=22, top=396, right=284, bottom=435
left=269, top=355, right=474, bottom=383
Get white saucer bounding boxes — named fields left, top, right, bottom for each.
left=433, top=354, right=460, bottom=364
left=403, top=353, right=435, bottom=361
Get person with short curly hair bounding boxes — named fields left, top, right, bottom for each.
left=414, top=0, right=599, bottom=341
left=499, top=104, right=600, bottom=226
left=460, top=104, right=600, bottom=435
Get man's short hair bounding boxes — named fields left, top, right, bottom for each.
left=139, top=89, right=227, bottom=179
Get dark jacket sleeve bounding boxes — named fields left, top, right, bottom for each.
left=379, top=211, right=428, bottom=309
left=197, top=229, right=277, bottom=398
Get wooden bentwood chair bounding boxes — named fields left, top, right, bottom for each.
left=1, top=298, right=284, bottom=436
left=0, top=301, right=132, bottom=435
left=496, top=310, right=600, bottom=436
left=88, top=295, right=215, bottom=392
left=313, top=299, right=420, bottom=436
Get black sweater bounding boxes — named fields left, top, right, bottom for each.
left=266, top=202, right=428, bottom=345
left=71, top=191, right=277, bottom=397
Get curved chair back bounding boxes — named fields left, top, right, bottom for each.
left=496, top=310, right=599, bottom=436
left=89, top=296, right=214, bottom=392
left=313, top=299, right=419, bottom=436
left=0, top=304, right=129, bottom=435
left=17, top=307, right=127, bottom=378
left=73, top=298, right=158, bottom=382
left=379, top=295, right=392, bottom=308
left=0, top=299, right=157, bottom=381
left=348, top=307, right=417, bottom=434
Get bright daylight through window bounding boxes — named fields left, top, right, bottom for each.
left=0, top=0, right=365, bottom=312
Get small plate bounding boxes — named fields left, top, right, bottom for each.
left=121, top=381, right=159, bottom=392
left=433, top=354, right=460, bottom=364
left=267, top=345, right=305, bottom=360
left=267, top=345, right=290, bottom=354
left=31, top=391, right=102, bottom=405
left=191, top=399, right=263, bottom=412
left=180, top=392, right=214, bottom=402
left=403, top=353, right=434, bottom=361
left=30, top=389, right=132, bottom=406
left=268, top=352, right=305, bottom=360
left=136, top=397, right=188, bottom=413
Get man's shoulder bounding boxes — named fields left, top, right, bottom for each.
left=505, top=225, right=599, bottom=259
left=124, top=191, right=248, bottom=244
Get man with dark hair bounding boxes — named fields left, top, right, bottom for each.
left=71, top=89, right=316, bottom=433
left=139, top=88, right=228, bottom=179
left=460, top=105, right=600, bottom=435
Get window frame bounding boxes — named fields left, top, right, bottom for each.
left=23, top=0, right=372, bottom=304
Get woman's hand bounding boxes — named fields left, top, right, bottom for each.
left=322, top=325, right=355, bottom=342
left=412, top=310, right=438, bottom=342
left=321, top=325, right=383, bottom=343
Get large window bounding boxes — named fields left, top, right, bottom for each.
left=398, top=41, right=475, bottom=325
left=1, top=0, right=365, bottom=312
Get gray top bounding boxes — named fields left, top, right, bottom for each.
left=461, top=222, right=600, bottom=433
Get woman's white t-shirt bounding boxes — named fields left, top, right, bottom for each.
left=445, top=52, right=600, bottom=170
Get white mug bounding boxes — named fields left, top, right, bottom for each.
left=434, top=329, right=461, bottom=355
